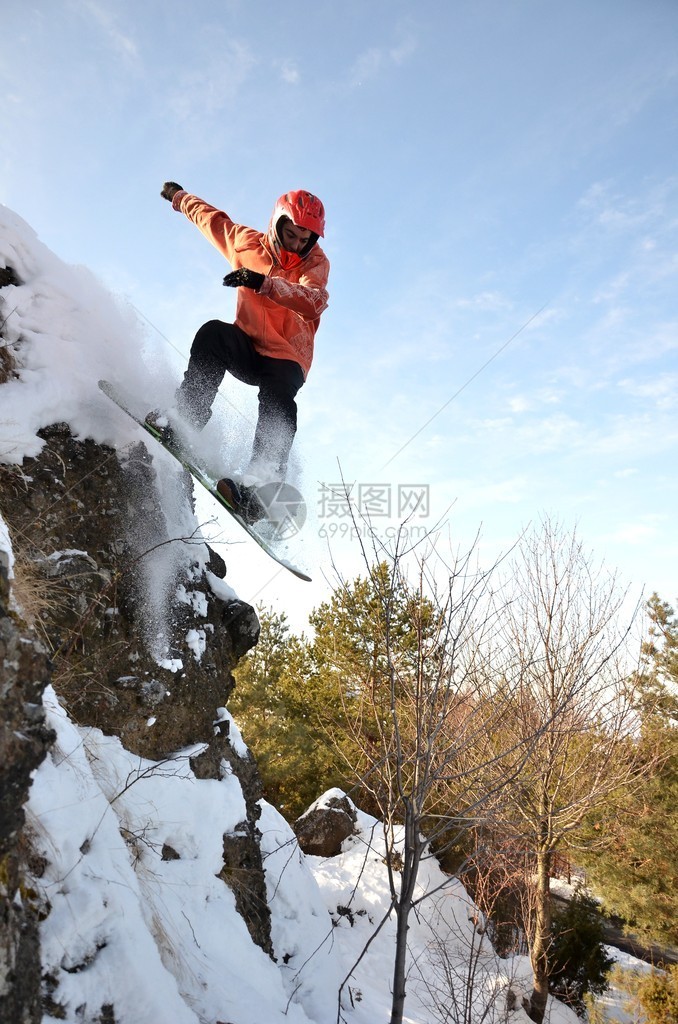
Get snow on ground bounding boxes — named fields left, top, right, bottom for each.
left=26, top=683, right=581, bottom=1024
left=596, top=948, right=656, bottom=1024
left=0, top=509, right=13, bottom=577
left=1, top=205, right=153, bottom=460
left=549, top=877, right=664, bottom=1022
left=29, top=687, right=315, bottom=1024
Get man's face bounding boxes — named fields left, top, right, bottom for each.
left=279, top=219, right=313, bottom=254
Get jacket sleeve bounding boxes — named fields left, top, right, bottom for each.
left=172, top=191, right=245, bottom=264
left=258, top=264, right=330, bottom=321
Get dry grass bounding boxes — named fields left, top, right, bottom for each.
left=0, top=342, right=17, bottom=384
left=9, top=548, right=62, bottom=647
left=1, top=506, right=70, bottom=648
left=4, top=526, right=125, bottom=719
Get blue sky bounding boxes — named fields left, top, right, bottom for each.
left=2, top=0, right=677, bottom=626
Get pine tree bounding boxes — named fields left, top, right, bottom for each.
left=643, top=594, right=678, bottom=703
left=308, top=561, right=445, bottom=816
left=615, top=964, right=678, bottom=1024
left=229, top=568, right=443, bottom=822
left=578, top=594, right=678, bottom=946
left=230, top=607, right=349, bottom=819
left=548, top=884, right=614, bottom=1015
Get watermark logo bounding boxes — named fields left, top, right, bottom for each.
left=317, top=483, right=431, bottom=542
left=252, top=481, right=431, bottom=544
left=256, top=482, right=307, bottom=541
left=318, top=483, right=430, bottom=520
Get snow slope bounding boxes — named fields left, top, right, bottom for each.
left=1, top=204, right=588, bottom=1023
left=28, top=683, right=560, bottom=1024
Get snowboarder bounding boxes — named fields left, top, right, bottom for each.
left=150, top=182, right=330, bottom=522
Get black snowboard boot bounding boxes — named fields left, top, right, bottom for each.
left=216, top=478, right=267, bottom=525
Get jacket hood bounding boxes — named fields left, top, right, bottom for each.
left=266, top=209, right=319, bottom=270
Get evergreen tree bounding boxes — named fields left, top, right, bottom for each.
left=643, top=594, right=678, bottom=703
left=548, top=884, right=614, bottom=1016
left=230, top=607, right=349, bottom=819
left=229, top=568, right=443, bottom=822
left=578, top=594, right=678, bottom=946
left=615, top=964, right=678, bottom=1024
left=308, top=561, right=444, bottom=816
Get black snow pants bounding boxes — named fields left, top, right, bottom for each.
left=175, top=320, right=304, bottom=478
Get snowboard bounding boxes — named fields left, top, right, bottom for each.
left=98, top=379, right=312, bottom=582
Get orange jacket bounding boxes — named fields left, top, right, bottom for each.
left=172, top=192, right=329, bottom=378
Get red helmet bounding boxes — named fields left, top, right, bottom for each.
left=275, top=190, right=325, bottom=237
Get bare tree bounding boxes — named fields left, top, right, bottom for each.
left=468, top=517, right=644, bottom=1023
left=319, top=524, right=539, bottom=1024
left=418, top=845, right=530, bottom=1023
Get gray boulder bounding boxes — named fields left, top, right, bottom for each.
left=294, top=790, right=358, bottom=858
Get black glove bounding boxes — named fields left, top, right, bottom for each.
left=223, top=268, right=265, bottom=291
left=161, top=181, right=184, bottom=202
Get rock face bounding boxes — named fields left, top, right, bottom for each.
left=0, top=426, right=259, bottom=757
left=0, top=424, right=269, bottom=1016
left=294, top=791, right=358, bottom=858
left=0, top=544, right=54, bottom=1024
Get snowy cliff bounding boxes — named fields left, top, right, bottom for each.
left=0, top=205, right=574, bottom=1024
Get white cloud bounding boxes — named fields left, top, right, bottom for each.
left=346, top=26, right=417, bottom=87
left=463, top=475, right=529, bottom=507
left=454, top=291, right=511, bottom=311
left=584, top=414, right=678, bottom=458
left=506, top=388, right=562, bottom=415
left=507, top=396, right=530, bottom=413
left=389, top=36, right=417, bottom=65
left=278, top=59, right=300, bottom=85
left=604, top=517, right=665, bottom=545
left=592, top=279, right=632, bottom=306
left=169, top=40, right=257, bottom=121
left=348, top=46, right=386, bottom=86
left=76, top=0, right=138, bottom=60
left=618, top=373, right=678, bottom=410
left=516, top=412, right=582, bottom=453
left=477, top=415, right=515, bottom=432
left=577, top=176, right=678, bottom=244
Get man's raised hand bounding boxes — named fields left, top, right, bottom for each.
left=223, top=268, right=265, bottom=291
left=161, top=181, right=184, bottom=202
